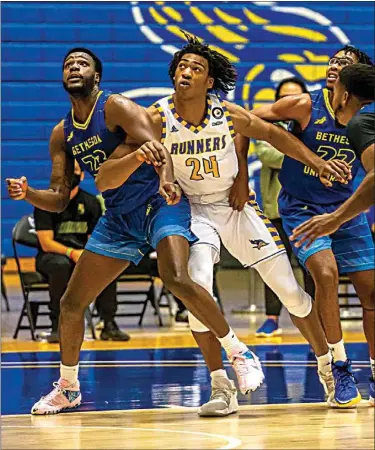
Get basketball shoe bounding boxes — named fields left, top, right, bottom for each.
left=198, top=377, right=238, bottom=417
left=318, top=367, right=335, bottom=403
left=31, top=378, right=81, bottom=415
left=328, top=360, right=361, bottom=408
left=369, top=378, right=374, bottom=406
left=230, top=346, right=264, bottom=394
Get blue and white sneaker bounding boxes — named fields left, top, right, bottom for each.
left=369, top=377, right=374, bottom=406
left=255, top=319, right=282, bottom=337
left=328, top=360, right=361, bottom=408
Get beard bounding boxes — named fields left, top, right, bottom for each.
left=63, top=74, right=96, bottom=97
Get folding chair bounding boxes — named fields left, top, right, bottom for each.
left=12, top=215, right=96, bottom=340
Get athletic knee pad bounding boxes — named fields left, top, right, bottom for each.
left=188, top=311, right=210, bottom=332
left=188, top=245, right=216, bottom=295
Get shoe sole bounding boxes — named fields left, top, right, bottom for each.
left=255, top=329, right=283, bottom=338
left=31, top=401, right=81, bottom=415
left=328, top=393, right=362, bottom=409
left=242, top=354, right=265, bottom=395
left=198, top=407, right=238, bottom=417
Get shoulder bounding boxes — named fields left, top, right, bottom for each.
left=146, top=104, right=163, bottom=128
left=105, top=93, right=132, bottom=112
left=347, top=113, right=375, bottom=135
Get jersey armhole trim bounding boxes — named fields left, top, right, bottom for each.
left=153, top=102, right=167, bottom=145
left=219, top=99, right=236, bottom=139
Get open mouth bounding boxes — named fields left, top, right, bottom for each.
left=327, top=72, right=338, bottom=82
left=179, top=80, right=191, bottom=88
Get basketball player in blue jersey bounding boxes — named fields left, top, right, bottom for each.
left=291, top=64, right=375, bottom=406
left=102, top=35, right=352, bottom=416
left=6, top=48, right=285, bottom=415
left=252, top=47, right=375, bottom=408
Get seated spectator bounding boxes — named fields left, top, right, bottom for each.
left=34, top=162, right=130, bottom=343
left=254, top=77, right=315, bottom=337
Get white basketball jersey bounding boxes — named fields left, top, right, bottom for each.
left=155, top=93, right=238, bottom=196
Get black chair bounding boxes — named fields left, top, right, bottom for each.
left=12, top=215, right=96, bottom=340
left=112, top=253, right=164, bottom=326
left=1, top=254, right=10, bottom=311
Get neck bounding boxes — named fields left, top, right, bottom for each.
left=70, top=86, right=100, bottom=124
left=337, top=102, right=363, bottom=126
left=173, top=93, right=208, bottom=126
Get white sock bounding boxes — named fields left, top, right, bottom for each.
left=217, top=328, right=245, bottom=357
left=316, top=352, right=332, bottom=374
left=371, top=358, right=375, bottom=380
left=328, top=339, right=347, bottom=362
left=210, top=369, right=229, bottom=381
left=60, top=363, right=79, bottom=385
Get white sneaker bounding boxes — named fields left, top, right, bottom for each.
left=198, top=378, right=238, bottom=417
left=230, top=348, right=264, bottom=395
left=31, top=378, right=81, bottom=415
left=318, top=368, right=335, bottom=403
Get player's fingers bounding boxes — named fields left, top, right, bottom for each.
left=237, top=201, right=246, bottom=212
left=142, top=147, right=160, bottom=166
left=320, top=176, right=333, bottom=188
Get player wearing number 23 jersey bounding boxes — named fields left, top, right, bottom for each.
left=278, top=88, right=374, bottom=273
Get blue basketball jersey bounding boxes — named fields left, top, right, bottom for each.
left=279, top=88, right=360, bottom=204
left=63, top=90, right=160, bottom=214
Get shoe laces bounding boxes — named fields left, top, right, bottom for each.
left=232, top=354, right=252, bottom=376
left=41, top=382, right=67, bottom=405
left=210, top=387, right=232, bottom=404
left=335, top=360, right=358, bottom=388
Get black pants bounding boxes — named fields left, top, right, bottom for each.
left=265, top=218, right=315, bottom=316
left=36, top=253, right=117, bottom=331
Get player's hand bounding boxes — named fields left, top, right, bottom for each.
left=6, top=176, right=28, bottom=200
left=135, top=141, right=167, bottom=167
left=317, top=159, right=352, bottom=187
left=229, top=174, right=249, bottom=211
left=290, top=213, right=341, bottom=249
left=71, top=249, right=84, bottom=264
left=159, top=181, right=182, bottom=206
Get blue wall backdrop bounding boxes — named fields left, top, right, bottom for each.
left=2, top=1, right=374, bottom=256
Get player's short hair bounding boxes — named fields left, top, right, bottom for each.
left=275, top=77, right=308, bottom=101
left=339, top=64, right=375, bottom=102
left=63, top=47, right=103, bottom=81
left=169, top=32, right=237, bottom=94
left=333, top=45, right=373, bottom=66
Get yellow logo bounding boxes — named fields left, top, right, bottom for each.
left=78, top=203, right=85, bottom=215
left=314, top=117, right=327, bottom=125
left=302, top=205, right=308, bottom=210
left=67, top=131, right=74, bottom=142
left=146, top=204, right=152, bottom=216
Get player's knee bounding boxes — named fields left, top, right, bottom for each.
left=188, top=312, right=210, bottom=332
left=313, top=265, right=338, bottom=290
left=359, top=289, right=375, bottom=311
left=60, top=288, right=86, bottom=316
left=286, top=290, right=313, bottom=318
left=188, top=270, right=213, bottom=296
left=161, top=268, right=190, bottom=297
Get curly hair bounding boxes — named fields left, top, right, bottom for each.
left=168, top=32, right=237, bottom=94
left=334, top=45, right=373, bottom=66
left=339, top=64, right=375, bottom=102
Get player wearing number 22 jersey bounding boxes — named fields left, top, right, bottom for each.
left=278, top=88, right=374, bottom=273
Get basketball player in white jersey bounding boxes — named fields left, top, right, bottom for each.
left=100, top=35, right=351, bottom=416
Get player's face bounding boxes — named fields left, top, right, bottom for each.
left=63, top=52, right=98, bottom=96
left=278, top=82, right=305, bottom=99
left=326, top=50, right=358, bottom=90
left=174, top=53, right=214, bottom=99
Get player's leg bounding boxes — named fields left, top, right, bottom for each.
left=151, top=197, right=264, bottom=394
left=187, top=243, right=238, bottom=417
left=218, top=198, right=335, bottom=400
left=348, top=270, right=375, bottom=406
left=31, top=212, right=142, bottom=415
left=331, top=213, right=375, bottom=406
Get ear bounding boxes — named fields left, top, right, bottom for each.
left=95, top=73, right=100, bottom=84
left=208, top=77, right=214, bottom=89
left=343, top=91, right=349, bottom=105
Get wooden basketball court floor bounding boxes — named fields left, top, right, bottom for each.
left=1, top=340, right=374, bottom=449
left=1, top=274, right=373, bottom=449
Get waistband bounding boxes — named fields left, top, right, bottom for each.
left=186, top=188, right=232, bottom=205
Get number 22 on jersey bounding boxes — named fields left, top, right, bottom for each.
left=186, top=156, right=220, bottom=181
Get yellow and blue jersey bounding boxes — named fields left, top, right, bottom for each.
left=279, top=88, right=360, bottom=205
left=63, top=90, right=159, bottom=215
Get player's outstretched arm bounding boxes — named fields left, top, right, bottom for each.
left=291, top=143, right=375, bottom=247
left=250, top=93, right=311, bottom=129
left=6, top=121, right=73, bottom=212
left=226, top=102, right=351, bottom=188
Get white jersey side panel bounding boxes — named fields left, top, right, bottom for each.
left=155, top=94, right=238, bottom=196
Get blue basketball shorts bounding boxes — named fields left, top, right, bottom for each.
left=86, top=194, right=197, bottom=265
left=278, top=189, right=375, bottom=275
